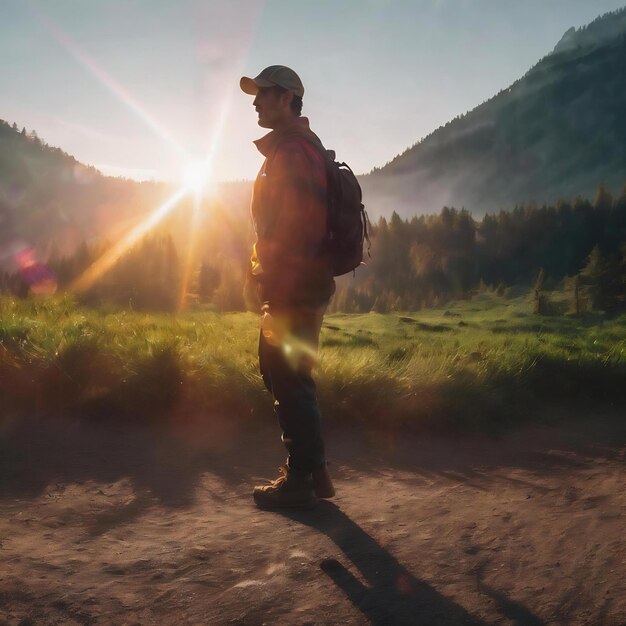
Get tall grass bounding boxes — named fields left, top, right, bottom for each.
left=1, top=292, right=624, bottom=432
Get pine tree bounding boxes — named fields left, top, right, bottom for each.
left=593, top=183, right=613, bottom=213
left=578, top=246, right=621, bottom=311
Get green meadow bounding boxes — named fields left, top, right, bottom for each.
left=1, top=292, right=625, bottom=433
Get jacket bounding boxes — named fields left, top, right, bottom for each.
left=249, top=117, right=335, bottom=308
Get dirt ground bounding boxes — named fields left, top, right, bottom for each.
left=1, top=411, right=625, bottom=626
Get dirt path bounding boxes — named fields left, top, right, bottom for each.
left=1, top=414, right=625, bottom=626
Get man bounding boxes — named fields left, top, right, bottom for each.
left=240, top=65, right=335, bottom=508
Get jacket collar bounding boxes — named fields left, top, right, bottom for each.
left=253, top=117, right=314, bottom=157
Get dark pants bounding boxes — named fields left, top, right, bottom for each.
left=258, top=305, right=327, bottom=475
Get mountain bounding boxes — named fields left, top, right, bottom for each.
left=0, top=120, right=169, bottom=268
left=359, top=8, right=626, bottom=218
left=0, top=120, right=255, bottom=273
left=553, top=8, right=626, bottom=54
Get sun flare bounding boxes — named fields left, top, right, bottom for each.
left=181, top=160, right=214, bottom=196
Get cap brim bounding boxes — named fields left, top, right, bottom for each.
left=240, top=76, right=276, bottom=95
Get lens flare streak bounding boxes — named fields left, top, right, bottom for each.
left=29, top=4, right=188, bottom=160
left=22, top=3, right=266, bottom=300
left=178, top=194, right=204, bottom=311
left=177, top=94, right=232, bottom=310
left=70, top=187, right=189, bottom=294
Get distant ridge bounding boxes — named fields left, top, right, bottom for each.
left=553, top=7, right=626, bottom=54
left=360, top=7, right=626, bottom=218
left=0, top=120, right=167, bottom=265
left=0, top=120, right=252, bottom=268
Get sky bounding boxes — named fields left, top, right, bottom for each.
left=2, top=0, right=625, bottom=183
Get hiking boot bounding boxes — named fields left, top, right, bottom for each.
left=253, top=466, right=318, bottom=509
left=312, top=464, right=335, bottom=498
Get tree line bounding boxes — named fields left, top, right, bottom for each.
left=332, top=183, right=626, bottom=314
left=2, top=183, right=625, bottom=315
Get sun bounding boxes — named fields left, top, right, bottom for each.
left=181, top=159, right=214, bottom=196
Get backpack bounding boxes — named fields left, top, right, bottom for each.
left=273, top=132, right=371, bottom=277
left=323, top=151, right=371, bottom=276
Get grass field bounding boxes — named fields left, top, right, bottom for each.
left=1, top=292, right=625, bottom=433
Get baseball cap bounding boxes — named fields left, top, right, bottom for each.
left=240, top=65, right=304, bottom=98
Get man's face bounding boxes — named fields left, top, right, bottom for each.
left=253, top=86, right=293, bottom=129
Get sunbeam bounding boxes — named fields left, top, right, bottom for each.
left=70, top=186, right=189, bottom=294
left=177, top=93, right=232, bottom=310
left=69, top=92, right=234, bottom=301
left=28, top=3, right=189, bottom=160
left=21, top=2, right=267, bottom=302
left=177, top=194, right=204, bottom=311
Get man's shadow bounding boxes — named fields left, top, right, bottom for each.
left=277, top=501, right=485, bottom=626
left=279, top=502, right=543, bottom=626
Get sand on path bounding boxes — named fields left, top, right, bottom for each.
left=1, top=413, right=625, bottom=626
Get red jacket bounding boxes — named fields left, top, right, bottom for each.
left=250, top=117, right=335, bottom=308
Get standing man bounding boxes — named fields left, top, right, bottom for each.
left=241, top=65, right=335, bottom=508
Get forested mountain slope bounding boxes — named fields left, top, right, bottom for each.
left=0, top=120, right=167, bottom=267
left=360, top=8, right=626, bottom=217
